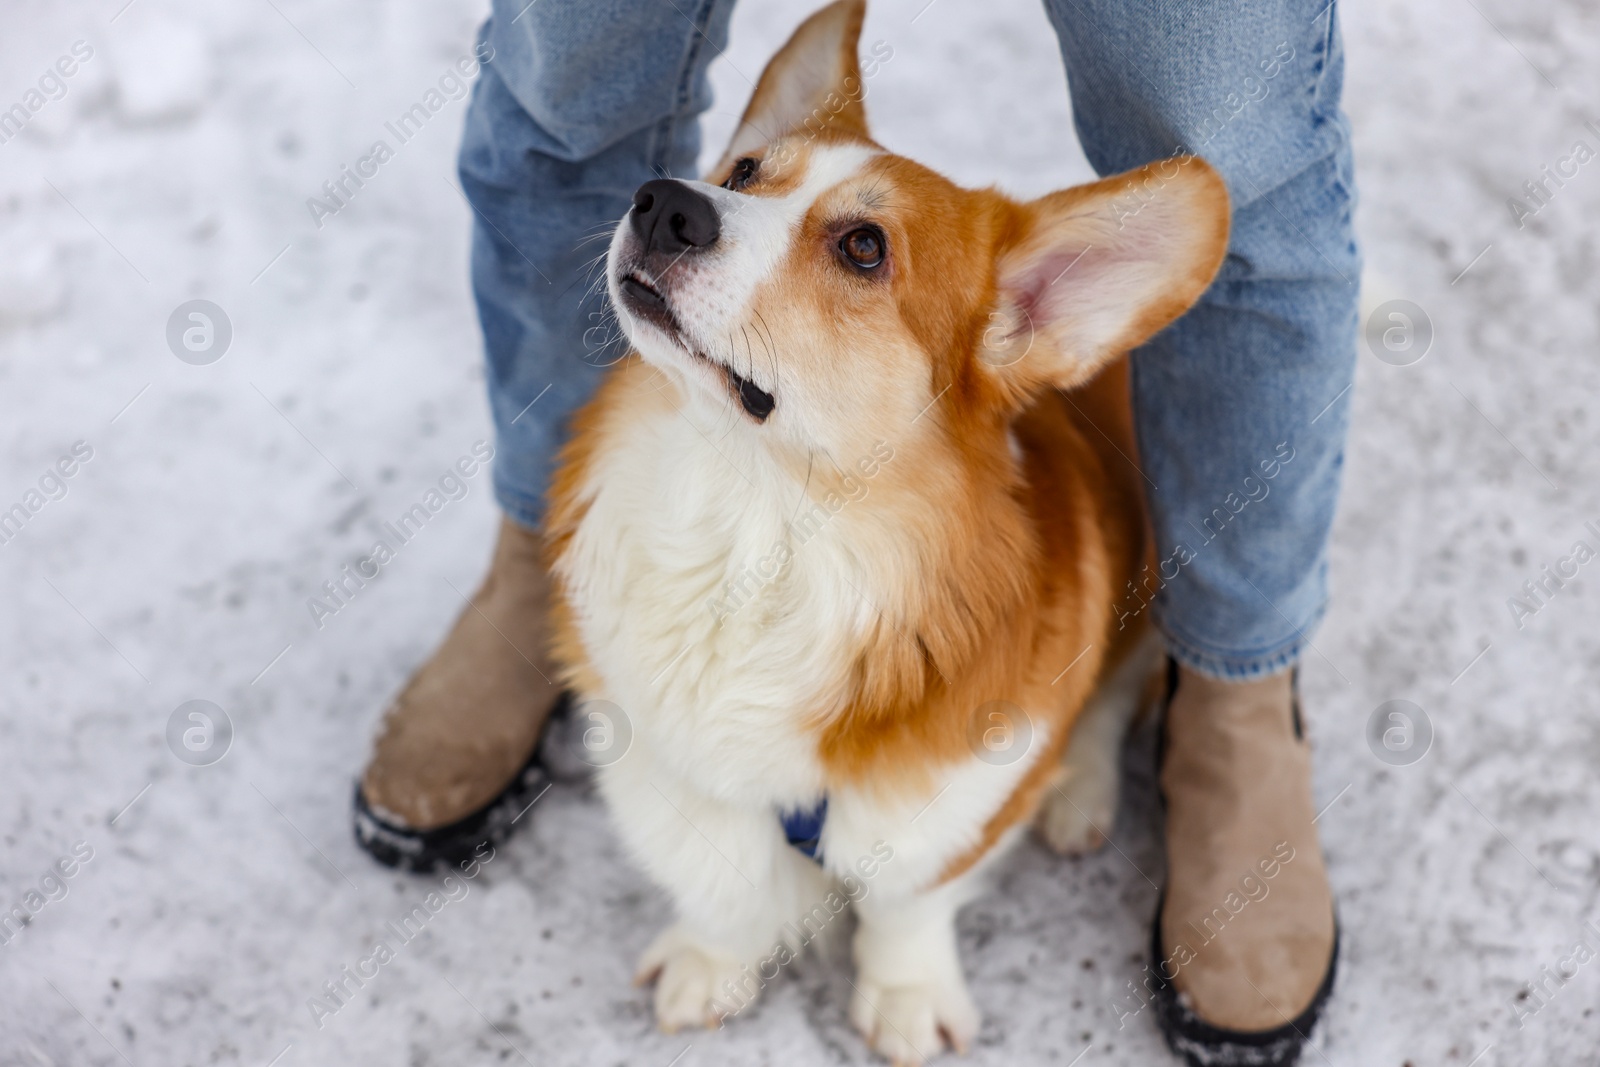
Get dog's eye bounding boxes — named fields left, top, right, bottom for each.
left=839, top=227, right=885, bottom=270
left=724, top=157, right=760, bottom=191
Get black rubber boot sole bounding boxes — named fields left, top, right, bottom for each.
left=353, top=691, right=572, bottom=873
left=1148, top=899, right=1339, bottom=1066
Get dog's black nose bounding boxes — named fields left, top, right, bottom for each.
left=630, top=179, right=720, bottom=256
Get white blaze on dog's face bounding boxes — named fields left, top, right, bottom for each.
left=606, top=138, right=901, bottom=454
left=605, top=0, right=1231, bottom=468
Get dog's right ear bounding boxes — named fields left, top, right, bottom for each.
left=712, top=0, right=869, bottom=173
left=982, top=158, right=1231, bottom=398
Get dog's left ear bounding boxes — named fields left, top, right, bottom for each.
left=714, top=0, right=870, bottom=172
left=984, top=158, right=1231, bottom=393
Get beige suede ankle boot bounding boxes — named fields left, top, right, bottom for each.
left=1151, top=664, right=1338, bottom=1066
left=353, top=516, right=565, bottom=871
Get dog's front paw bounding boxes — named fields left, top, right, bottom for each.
left=634, top=925, right=749, bottom=1032
left=1038, top=769, right=1117, bottom=855
left=849, top=974, right=979, bottom=1065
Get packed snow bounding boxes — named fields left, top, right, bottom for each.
left=2, top=0, right=1597, bottom=1064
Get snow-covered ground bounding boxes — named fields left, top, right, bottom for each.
left=2, top=0, right=1597, bottom=1064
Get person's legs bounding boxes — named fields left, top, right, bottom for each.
left=1042, top=0, right=1357, bottom=1060
left=356, top=0, right=736, bottom=868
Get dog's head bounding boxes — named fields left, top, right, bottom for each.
left=606, top=0, right=1229, bottom=465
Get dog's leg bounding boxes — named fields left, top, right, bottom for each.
left=1038, top=628, right=1162, bottom=855
left=848, top=869, right=983, bottom=1065
left=828, top=782, right=1029, bottom=1065
left=598, top=752, right=833, bottom=1032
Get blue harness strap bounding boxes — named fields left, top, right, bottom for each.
left=780, top=797, right=828, bottom=862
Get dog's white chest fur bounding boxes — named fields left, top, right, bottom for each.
left=558, top=399, right=873, bottom=805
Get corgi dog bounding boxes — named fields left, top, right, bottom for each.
left=544, top=1, right=1229, bottom=1061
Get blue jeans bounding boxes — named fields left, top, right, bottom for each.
left=458, top=0, right=1360, bottom=681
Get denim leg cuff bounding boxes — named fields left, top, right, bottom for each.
left=494, top=484, right=545, bottom=535
left=1156, top=597, right=1328, bottom=682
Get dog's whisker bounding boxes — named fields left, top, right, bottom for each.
left=751, top=308, right=780, bottom=398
